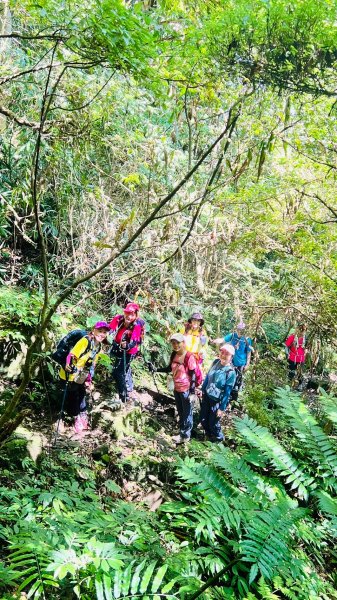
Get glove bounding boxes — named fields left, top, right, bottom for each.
left=189, top=385, right=195, bottom=395
left=147, top=361, right=156, bottom=373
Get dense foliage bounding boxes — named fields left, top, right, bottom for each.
left=1, top=1, right=337, bottom=598
left=0, top=389, right=337, bottom=599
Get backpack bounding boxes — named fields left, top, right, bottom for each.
left=51, top=329, right=88, bottom=367
left=170, top=351, right=203, bottom=387
left=230, top=333, right=250, bottom=350
left=206, top=360, right=236, bottom=401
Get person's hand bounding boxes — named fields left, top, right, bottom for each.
left=213, top=338, right=224, bottom=345
left=85, top=381, right=93, bottom=391
left=121, top=341, right=127, bottom=349
left=217, top=409, right=224, bottom=418
left=147, top=362, right=156, bottom=373
left=65, top=364, right=73, bottom=373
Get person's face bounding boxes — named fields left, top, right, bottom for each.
left=171, top=340, right=185, bottom=352
left=124, top=310, right=137, bottom=325
left=219, top=347, right=232, bottom=361
left=93, top=327, right=109, bottom=342
left=191, top=319, right=201, bottom=330
left=236, top=328, right=244, bottom=337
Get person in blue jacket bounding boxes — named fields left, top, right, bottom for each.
left=214, top=321, right=254, bottom=400
left=200, top=343, right=236, bottom=442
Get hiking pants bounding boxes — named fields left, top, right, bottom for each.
left=288, top=359, right=303, bottom=384
left=230, top=366, right=244, bottom=401
left=60, top=380, right=87, bottom=417
left=200, top=393, right=224, bottom=442
left=174, top=390, right=193, bottom=439
left=111, top=353, right=133, bottom=402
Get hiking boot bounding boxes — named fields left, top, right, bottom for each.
left=172, top=435, right=190, bottom=445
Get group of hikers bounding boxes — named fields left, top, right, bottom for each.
left=53, top=302, right=307, bottom=444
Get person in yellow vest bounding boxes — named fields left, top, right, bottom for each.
left=59, top=321, right=110, bottom=432
left=180, top=312, right=207, bottom=370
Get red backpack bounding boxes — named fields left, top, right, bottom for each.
left=170, top=351, right=203, bottom=387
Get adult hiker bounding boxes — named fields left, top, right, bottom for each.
left=151, top=333, right=198, bottom=445
left=180, top=312, right=207, bottom=370
left=200, top=343, right=236, bottom=442
left=285, top=323, right=307, bottom=385
left=109, top=302, right=144, bottom=403
left=59, top=321, right=110, bottom=432
left=213, top=321, right=253, bottom=401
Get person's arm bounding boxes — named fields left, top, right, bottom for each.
left=155, top=363, right=171, bottom=374
left=285, top=334, right=295, bottom=348
left=65, top=337, right=89, bottom=372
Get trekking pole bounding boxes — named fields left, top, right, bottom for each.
left=52, top=372, right=69, bottom=447
left=123, top=348, right=127, bottom=402
left=141, top=351, right=161, bottom=395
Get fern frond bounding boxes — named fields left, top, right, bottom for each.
left=315, top=490, right=337, bottom=516
left=112, top=559, right=175, bottom=598
left=274, top=388, right=337, bottom=481
left=318, top=390, right=337, bottom=426
left=176, top=458, right=235, bottom=498
left=234, top=415, right=315, bottom=500
left=211, top=446, right=278, bottom=502
left=240, top=499, right=307, bottom=583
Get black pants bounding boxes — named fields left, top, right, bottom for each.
left=111, top=352, right=133, bottom=402
left=200, top=393, right=224, bottom=441
left=60, top=380, right=87, bottom=417
left=230, top=366, right=244, bottom=401
left=288, top=359, right=303, bottom=383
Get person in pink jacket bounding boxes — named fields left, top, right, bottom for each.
left=109, top=303, right=144, bottom=403
left=285, top=323, right=307, bottom=384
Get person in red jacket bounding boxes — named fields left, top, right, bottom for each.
left=109, top=303, right=144, bottom=403
left=285, top=324, right=307, bottom=385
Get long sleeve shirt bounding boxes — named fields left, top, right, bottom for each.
left=202, top=359, right=236, bottom=410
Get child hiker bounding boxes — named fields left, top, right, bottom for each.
left=200, top=343, right=236, bottom=442
left=59, top=321, right=110, bottom=433
left=151, top=333, right=197, bottom=445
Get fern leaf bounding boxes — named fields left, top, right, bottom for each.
left=240, top=499, right=306, bottom=582
left=315, top=490, right=337, bottom=516
left=139, top=561, right=157, bottom=594
left=274, top=389, right=337, bottom=479
left=318, top=390, right=337, bottom=426
left=130, top=559, right=147, bottom=595
left=234, top=415, right=315, bottom=500
left=151, top=564, right=168, bottom=592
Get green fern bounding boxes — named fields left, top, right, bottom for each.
left=7, top=543, right=59, bottom=599
left=112, top=560, right=176, bottom=599
left=234, top=415, right=315, bottom=500
left=274, top=388, right=337, bottom=482
left=240, top=498, right=307, bottom=583
left=318, top=390, right=337, bottom=427
left=212, top=446, right=279, bottom=502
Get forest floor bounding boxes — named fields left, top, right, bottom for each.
left=13, top=377, right=246, bottom=509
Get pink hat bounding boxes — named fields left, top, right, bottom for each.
left=237, top=322, right=246, bottom=330
left=124, top=302, right=140, bottom=314
left=93, top=321, right=110, bottom=330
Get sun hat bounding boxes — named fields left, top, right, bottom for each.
left=170, top=333, right=185, bottom=343
left=124, top=302, right=140, bottom=314
left=93, top=321, right=110, bottom=330
left=188, top=312, right=204, bottom=326
left=220, top=343, right=235, bottom=356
